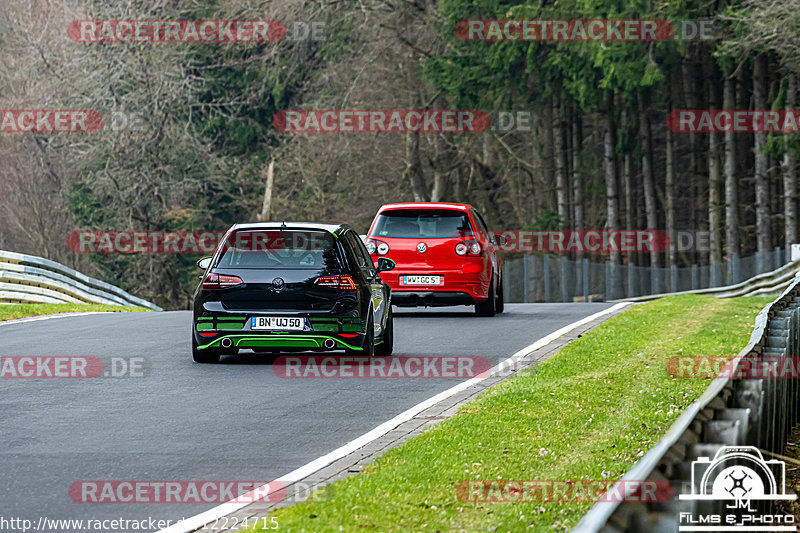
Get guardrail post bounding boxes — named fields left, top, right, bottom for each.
left=732, top=255, right=740, bottom=284
left=583, top=258, right=589, bottom=303
left=605, top=261, right=611, bottom=301
left=627, top=261, right=635, bottom=298
left=776, top=245, right=783, bottom=268
left=522, top=254, right=529, bottom=303
left=691, top=263, right=699, bottom=290
left=561, top=256, right=569, bottom=302
left=670, top=264, right=678, bottom=293
left=544, top=254, right=551, bottom=303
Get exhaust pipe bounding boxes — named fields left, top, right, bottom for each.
left=220, top=337, right=233, bottom=349
left=323, top=338, right=336, bottom=349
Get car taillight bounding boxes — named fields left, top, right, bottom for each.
left=455, top=240, right=481, bottom=256
left=315, top=276, right=357, bottom=289
left=366, top=238, right=388, bottom=255
left=203, top=273, right=243, bottom=289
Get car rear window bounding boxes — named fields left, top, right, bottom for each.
left=372, top=210, right=474, bottom=239
left=216, top=230, right=341, bottom=269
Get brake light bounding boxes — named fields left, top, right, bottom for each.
left=365, top=238, right=388, bottom=255
left=315, top=276, right=357, bottom=289
left=455, top=240, right=481, bottom=256
left=202, top=273, right=243, bottom=289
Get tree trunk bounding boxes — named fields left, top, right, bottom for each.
left=571, top=103, right=584, bottom=264
left=257, top=159, right=275, bottom=222
left=754, top=54, right=771, bottom=268
left=431, top=132, right=447, bottom=202
left=639, top=93, right=658, bottom=275
left=707, top=58, right=723, bottom=274
left=541, top=97, right=556, bottom=213
left=553, top=89, right=570, bottom=229
left=404, top=90, right=426, bottom=202
left=666, top=87, right=676, bottom=269
left=784, top=74, right=798, bottom=252
left=682, top=55, right=700, bottom=265
left=723, top=65, right=740, bottom=278
left=603, top=92, right=621, bottom=298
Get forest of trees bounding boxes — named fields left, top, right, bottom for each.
left=1, top=0, right=799, bottom=309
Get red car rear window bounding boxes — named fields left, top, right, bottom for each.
left=372, top=210, right=474, bottom=239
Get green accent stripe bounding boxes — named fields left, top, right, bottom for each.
left=199, top=334, right=361, bottom=351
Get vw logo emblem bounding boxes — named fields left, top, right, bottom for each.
left=272, top=277, right=285, bottom=290
left=417, top=243, right=427, bottom=253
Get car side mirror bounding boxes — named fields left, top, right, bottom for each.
left=377, top=257, right=396, bottom=272
left=197, top=257, right=212, bottom=270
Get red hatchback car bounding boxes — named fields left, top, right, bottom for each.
left=365, top=203, right=503, bottom=316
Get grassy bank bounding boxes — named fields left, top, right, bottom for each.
left=0, top=303, right=148, bottom=322
left=253, top=295, right=771, bottom=532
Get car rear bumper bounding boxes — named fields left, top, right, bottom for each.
left=380, top=267, right=490, bottom=305
left=391, top=291, right=477, bottom=307
left=195, top=333, right=363, bottom=351
left=193, top=311, right=366, bottom=351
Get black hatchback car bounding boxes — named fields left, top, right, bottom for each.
left=191, top=222, right=396, bottom=363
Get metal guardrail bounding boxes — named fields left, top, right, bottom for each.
left=618, top=259, right=800, bottom=302
left=574, top=273, right=800, bottom=532
left=0, top=250, right=162, bottom=311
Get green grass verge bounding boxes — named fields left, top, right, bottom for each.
left=0, top=303, right=149, bottom=322
left=251, top=295, right=771, bottom=532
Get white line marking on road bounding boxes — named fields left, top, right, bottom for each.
left=158, top=303, right=630, bottom=533
left=0, top=312, right=109, bottom=327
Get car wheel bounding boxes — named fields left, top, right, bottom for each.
left=495, top=276, right=504, bottom=314
left=192, top=334, right=220, bottom=364
left=375, top=309, right=394, bottom=356
left=475, top=277, right=497, bottom=317
left=363, top=313, right=376, bottom=357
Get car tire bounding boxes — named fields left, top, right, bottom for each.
left=363, top=313, right=376, bottom=357
left=375, top=309, right=394, bottom=356
left=495, top=276, right=504, bottom=314
left=192, top=335, right=220, bottom=364
left=475, top=277, right=497, bottom=317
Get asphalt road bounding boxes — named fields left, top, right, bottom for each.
left=0, top=303, right=613, bottom=532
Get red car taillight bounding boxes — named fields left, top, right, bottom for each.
left=455, top=240, right=481, bottom=256
left=315, top=275, right=357, bottom=289
left=202, top=273, right=244, bottom=289
left=365, top=238, right=388, bottom=255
